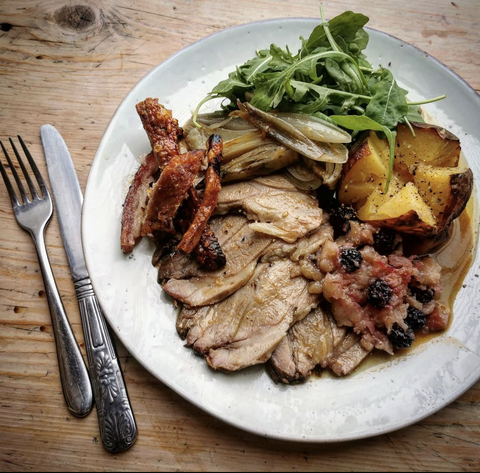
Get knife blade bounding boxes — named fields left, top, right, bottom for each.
left=41, top=125, right=138, bottom=453
left=40, top=126, right=87, bottom=282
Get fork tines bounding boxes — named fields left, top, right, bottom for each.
left=0, top=136, right=48, bottom=207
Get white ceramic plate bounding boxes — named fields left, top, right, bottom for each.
left=83, top=19, right=480, bottom=442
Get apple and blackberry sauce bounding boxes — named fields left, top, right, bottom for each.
left=317, top=200, right=449, bottom=356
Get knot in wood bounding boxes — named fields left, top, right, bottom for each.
left=54, top=5, right=96, bottom=31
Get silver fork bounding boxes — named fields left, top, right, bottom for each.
left=0, top=136, right=93, bottom=418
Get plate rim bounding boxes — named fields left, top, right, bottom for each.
left=82, top=17, right=480, bottom=443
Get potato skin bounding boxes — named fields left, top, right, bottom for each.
left=341, top=132, right=371, bottom=177
left=363, top=210, right=437, bottom=238
left=402, top=226, right=453, bottom=256
left=410, top=121, right=460, bottom=142
left=440, top=168, right=474, bottom=229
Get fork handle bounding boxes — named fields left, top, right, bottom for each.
left=32, top=228, right=93, bottom=418
left=74, top=278, right=138, bottom=453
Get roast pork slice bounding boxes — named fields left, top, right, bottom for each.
left=162, top=215, right=276, bottom=307
left=184, top=260, right=319, bottom=372
left=327, top=333, right=373, bottom=377
left=269, top=306, right=347, bottom=384
left=176, top=306, right=206, bottom=340
left=215, top=174, right=324, bottom=243
left=157, top=215, right=246, bottom=281
left=164, top=262, right=258, bottom=309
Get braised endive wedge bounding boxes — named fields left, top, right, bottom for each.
left=286, top=161, right=324, bottom=190
left=193, top=113, right=256, bottom=131
left=222, top=144, right=298, bottom=182
left=276, top=113, right=351, bottom=144
left=232, top=102, right=349, bottom=164
left=185, top=126, right=253, bottom=152
left=286, top=158, right=342, bottom=191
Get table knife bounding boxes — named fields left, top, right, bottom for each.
left=41, top=125, right=138, bottom=453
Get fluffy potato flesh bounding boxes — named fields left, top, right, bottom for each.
left=358, top=183, right=437, bottom=236
left=396, top=123, right=461, bottom=168
left=339, top=124, right=473, bottom=237
left=338, top=134, right=391, bottom=203
left=414, top=164, right=474, bottom=229
left=343, top=132, right=390, bottom=179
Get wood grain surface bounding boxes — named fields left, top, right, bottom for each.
left=1, top=0, right=479, bottom=471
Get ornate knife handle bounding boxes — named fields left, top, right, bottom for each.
left=74, top=278, right=138, bottom=453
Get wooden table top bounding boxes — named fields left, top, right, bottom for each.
left=1, top=0, right=479, bottom=471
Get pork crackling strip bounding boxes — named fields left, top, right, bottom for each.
left=141, top=150, right=205, bottom=238
left=131, top=99, right=227, bottom=269
left=176, top=188, right=227, bottom=270
left=178, top=134, right=223, bottom=254
left=136, top=98, right=183, bottom=169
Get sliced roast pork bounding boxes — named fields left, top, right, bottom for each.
left=161, top=215, right=276, bottom=307
left=215, top=174, right=324, bottom=243
left=176, top=306, right=204, bottom=340
left=327, top=333, right=373, bottom=377
left=269, top=306, right=347, bottom=384
left=181, top=260, right=319, bottom=372
left=157, top=215, right=246, bottom=280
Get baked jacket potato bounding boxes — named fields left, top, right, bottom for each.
left=338, top=123, right=473, bottom=237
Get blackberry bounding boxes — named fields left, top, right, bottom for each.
left=410, top=285, right=436, bottom=304
left=340, top=248, right=363, bottom=273
left=405, top=306, right=427, bottom=331
left=329, top=205, right=359, bottom=234
left=367, top=279, right=393, bottom=309
left=389, top=324, right=415, bottom=349
left=373, top=228, right=398, bottom=255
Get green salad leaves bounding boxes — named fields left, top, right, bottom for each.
left=193, top=7, right=445, bottom=191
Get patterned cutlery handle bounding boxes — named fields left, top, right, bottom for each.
left=74, top=278, right=138, bottom=453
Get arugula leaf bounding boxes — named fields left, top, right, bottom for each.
left=291, top=80, right=371, bottom=103
left=285, top=80, right=310, bottom=102
left=251, top=50, right=367, bottom=111
left=382, top=128, right=397, bottom=192
left=313, top=111, right=339, bottom=126
left=211, top=71, right=250, bottom=99
left=238, top=50, right=273, bottom=84
left=325, top=58, right=355, bottom=93
left=365, top=69, right=409, bottom=129
left=282, top=96, right=330, bottom=114
left=251, top=72, right=288, bottom=110
left=318, top=6, right=369, bottom=95
left=349, top=28, right=369, bottom=56
left=268, top=44, right=294, bottom=70
left=403, top=105, right=425, bottom=124
left=402, top=116, right=417, bottom=137
left=301, top=11, right=369, bottom=57
left=329, top=114, right=385, bottom=131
